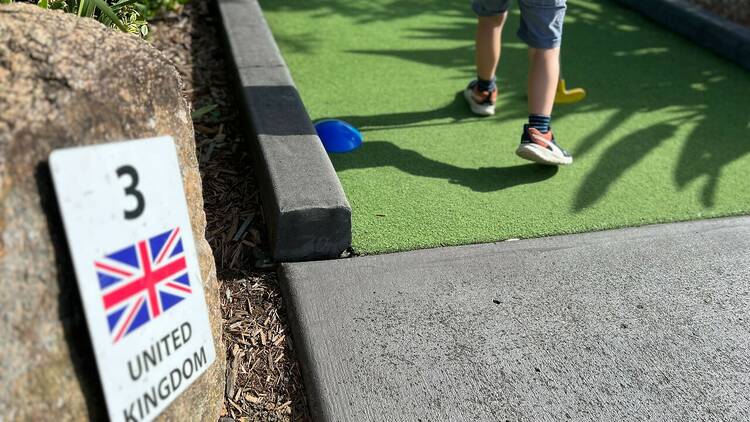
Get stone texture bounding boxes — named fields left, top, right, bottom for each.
left=0, top=4, right=225, bottom=420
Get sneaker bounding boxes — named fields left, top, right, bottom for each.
left=463, top=80, right=497, bottom=116
left=515, top=124, right=573, bottom=165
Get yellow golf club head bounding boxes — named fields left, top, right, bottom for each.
left=555, top=79, right=586, bottom=104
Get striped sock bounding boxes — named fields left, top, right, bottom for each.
left=476, top=76, right=496, bottom=92
left=528, top=114, right=551, bottom=133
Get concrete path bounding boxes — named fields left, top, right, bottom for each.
left=280, top=217, right=750, bottom=421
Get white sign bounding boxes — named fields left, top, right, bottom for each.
left=49, top=137, right=216, bottom=422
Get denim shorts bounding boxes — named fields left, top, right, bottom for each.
left=471, top=0, right=567, bottom=49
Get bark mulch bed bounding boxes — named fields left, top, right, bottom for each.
left=150, top=3, right=310, bottom=421
left=688, top=0, right=750, bottom=27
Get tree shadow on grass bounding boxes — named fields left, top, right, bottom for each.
left=268, top=0, right=750, bottom=210
left=675, top=107, right=750, bottom=208
left=260, top=0, right=469, bottom=24
left=575, top=123, right=676, bottom=210
left=324, top=92, right=554, bottom=193
left=320, top=91, right=520, bottom=132
left=331, top=140, right=558, bottom=193
left=345, top=7, right=750, bottom=210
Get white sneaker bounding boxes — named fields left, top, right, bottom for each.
left=463, top=80, right=497, bottom=116
left=515, top=124, right=573, bottom=166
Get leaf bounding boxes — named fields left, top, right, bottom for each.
left=90, top=0, right=127, bottom=31
left=191, top=104, right=218, bottom=119
left=77, top=0, right=95, bottom=18
left=63, top=0, right=77, bottom=13
left=245, top=394, right=262, bottom=404
left=110, top=0, right=137, bottom=12
left=38, top=0, right=48, bottom=9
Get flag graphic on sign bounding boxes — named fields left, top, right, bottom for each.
left=94, top=227, right=192, bottom=343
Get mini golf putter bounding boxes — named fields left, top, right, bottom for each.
left=555, top=78, right=586, bottom=104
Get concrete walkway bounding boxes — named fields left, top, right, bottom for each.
left=280, top=217, right=750, bottom=421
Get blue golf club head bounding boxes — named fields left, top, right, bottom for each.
left=315, top=119, right=363, bottom=153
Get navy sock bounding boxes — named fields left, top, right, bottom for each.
left=528, top=114, right=551, bottom=133
left=476, top=76, right=496, bottom=92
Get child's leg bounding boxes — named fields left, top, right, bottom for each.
left=517, top=0, right=566, bottom=126
left=470, top=0, right=511, bottom=88
left=465, top=0, right=511, bottom=116
left=476, top=13, right=508, bottom=83
left=515, top=0, right=572, bottom=165
left=527, top=47, right=560, bottom=117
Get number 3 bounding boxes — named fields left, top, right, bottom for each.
left=116, top=165, right=145, bottom=220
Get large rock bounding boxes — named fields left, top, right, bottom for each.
left=0, top=4, right=225, bottom=420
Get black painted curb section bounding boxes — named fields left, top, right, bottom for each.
left=213, top=0, right=352, bottom=261
left=612, top=0, right=750, bottom=71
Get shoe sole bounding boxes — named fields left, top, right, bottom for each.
left=463, top=89, right=495, bottom=116
left=516, top=144, right=573, bottom=166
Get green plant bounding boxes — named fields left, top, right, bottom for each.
left=134, top=0, right=188, bottom=21
left=5, top=0, right=168, bottom=38
left=80, top=0, right=128, bottom=31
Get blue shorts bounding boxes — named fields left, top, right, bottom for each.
left=472, top=0, right=567, bottom=49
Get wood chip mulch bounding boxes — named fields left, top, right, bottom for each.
left=687, top=0, right=750, bottom=27
left=150, top=2, right=310, bottom=421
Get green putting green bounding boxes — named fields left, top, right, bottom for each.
left=260, top=0, right=750, bottom=254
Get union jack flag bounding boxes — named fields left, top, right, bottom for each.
left=94, top=227, right=192, bottom=343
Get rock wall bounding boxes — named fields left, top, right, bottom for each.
left=0, top=4, right=225, bottom=420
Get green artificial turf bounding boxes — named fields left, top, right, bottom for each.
left=260, top=0, right=750, bottom=254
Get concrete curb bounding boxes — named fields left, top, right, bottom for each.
left=213, top=0, right=352, bottom=262
left=611, top=0, right=750, bottom=71
left=277, top=264, right=329, bottom=420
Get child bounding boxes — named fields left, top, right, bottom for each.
left=465, top=0, right=573, bottom=165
